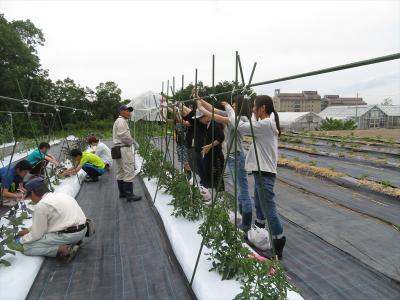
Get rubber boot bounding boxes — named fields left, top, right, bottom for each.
left=117, top=180, right=126, bottom=198
left=273, top=236, right=286, bottom=260
left=238, top=212, right=252, bottom=232
left=124, top=181, right=142, bottom=202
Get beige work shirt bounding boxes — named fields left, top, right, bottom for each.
left=21, top=192, right=86, bottom=244
left=113, top=116, right=133, bottom=146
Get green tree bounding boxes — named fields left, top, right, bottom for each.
left=320, top=118, right=357, bottom=130
left=93, top=81, right=122, bottom=120
left=171, top=80, right=255, bottom=110
left=0, top=15, right=44, bottom=105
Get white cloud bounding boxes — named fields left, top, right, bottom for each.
left=1, top=0, right=399, bottom=104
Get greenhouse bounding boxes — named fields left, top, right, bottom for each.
left=278, top=112, right=323, bottom=131
left=1, top=3, right=400, bottom=300
left=319, top=105, right=400, bottom=129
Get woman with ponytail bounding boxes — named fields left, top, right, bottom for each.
left=223, top=95, right=286, bottom=259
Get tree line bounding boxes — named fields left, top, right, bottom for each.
left=0, top=15, right=127, bottom=139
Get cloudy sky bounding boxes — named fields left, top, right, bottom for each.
left=1, top=0, right=399, bottom=105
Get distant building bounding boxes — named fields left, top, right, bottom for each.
left=321, top=95, right=367, bottom=110
left=273, top=89, right=321, bottom=113
left=319, top=105, right=400, bottom=129
left=279, top=112, right=323, bottom=131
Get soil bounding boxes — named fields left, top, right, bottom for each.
left=315, top=129, right=400, bottom=140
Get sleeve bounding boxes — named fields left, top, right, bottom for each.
left=21, top=204, right=49, bottom=244
left=116, top=119, right=133, bottom=145
left=237, top=119, right=268, bottom=136
left=79, top=154, right=89, bottom=166
left=1, top=172, right=12, bottom=189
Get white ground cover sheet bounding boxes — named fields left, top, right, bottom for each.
left=135, top=154, right=303, bottom=300
left=0, top=171, right=85, bottom=300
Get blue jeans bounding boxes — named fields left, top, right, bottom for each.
left=253, top=172, right=283, bottom=236
left=176, top=143, right=188, bottom=166
left=82, top=163, right=105, bottom=177
left=227, top=152, right=252, bottom=214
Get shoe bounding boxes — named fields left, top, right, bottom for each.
left=117, top=180, right=126, bottom=198
left=84, top=176, right=98, bottom=182
left=238, top=212, right=252, bottom=232
left=273, top=236, right=286, bottom=260
left=255, top=220, right=265, bottom=229
left=124, top=181, right=142, bottom=202
left=66, top=245, right=80, bottom=263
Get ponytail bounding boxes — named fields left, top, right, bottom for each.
left=272, top=110, right=281, bottom=136
left=254, top=95, right=281, bottom=136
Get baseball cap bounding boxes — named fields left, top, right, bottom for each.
left=119, top=105, right=133, bottom=112
left=25, top=178, right=46, bottom=192
left=24, top=178, right=50, bottom=197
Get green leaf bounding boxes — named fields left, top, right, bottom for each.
left=0, top=259, right=11, bottom=267
left=6, top=240, right=24, bottom=253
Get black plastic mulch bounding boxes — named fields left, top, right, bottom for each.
left=27, top=166, right=194, bottom=300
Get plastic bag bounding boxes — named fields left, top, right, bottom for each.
left=247, top=225, right=271, bottom=251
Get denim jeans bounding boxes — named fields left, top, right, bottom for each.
left=253, top=172, right=283, bottom=236
left=82, top=163, right=105, bottom=177
left=227, top=152, right=252, bottom=214
left=176, top=143, right=188, bottom=166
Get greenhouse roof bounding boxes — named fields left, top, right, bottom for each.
left=319, top=105, right=400, bottom=119
left=319, top=105, right=373, bottom=119
left=380, top=105, right=400, bottom=116
left=279, top=112, right=322, bottom=126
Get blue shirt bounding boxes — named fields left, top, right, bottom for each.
left=0, top=166, right=19, bottom=191
left=27, top=149, right=46, bottom=165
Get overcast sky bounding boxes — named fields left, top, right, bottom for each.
left=1, top=0, right=399, bottom=105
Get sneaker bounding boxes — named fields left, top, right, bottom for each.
left=255, top=220, right=265, bottom=229
left=66, top=245, right=80, bottom=263
left=84, top=176, right=98, bottom=182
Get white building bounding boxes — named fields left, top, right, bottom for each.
left=278, top=112, right=323, bottom=131
left=319, top=105, right=400, bottom=129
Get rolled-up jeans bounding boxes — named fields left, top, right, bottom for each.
left=253, top=172, right=283, bottom=236
left=227, top=152, right=252, bottom=215
left=22, top=228, right=87, bottom=257
left=82, top=163, right=105, bottom=178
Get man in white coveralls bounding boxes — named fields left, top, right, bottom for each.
left=112, top=105, right=142, bottom=202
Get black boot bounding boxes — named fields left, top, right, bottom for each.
left=273, top=236, right=286, bottom=260
left=124, top=181, right=142, bottom=202
left=117, top=180, right=126, bottom=198
left=239, top=212, right=252, bottom=232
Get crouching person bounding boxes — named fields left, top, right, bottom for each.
left=16, top=178, right=87, bottom=260
left=0, top=160, right=32, bottom=206
left=61, top=149, right=105, bottom=182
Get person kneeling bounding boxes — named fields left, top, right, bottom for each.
left=16, top=178, right=87, bottom=261
left=61, top=149, right=105, bottom=182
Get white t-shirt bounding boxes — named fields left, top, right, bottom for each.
left=89, top=142, right=113, bottom=166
